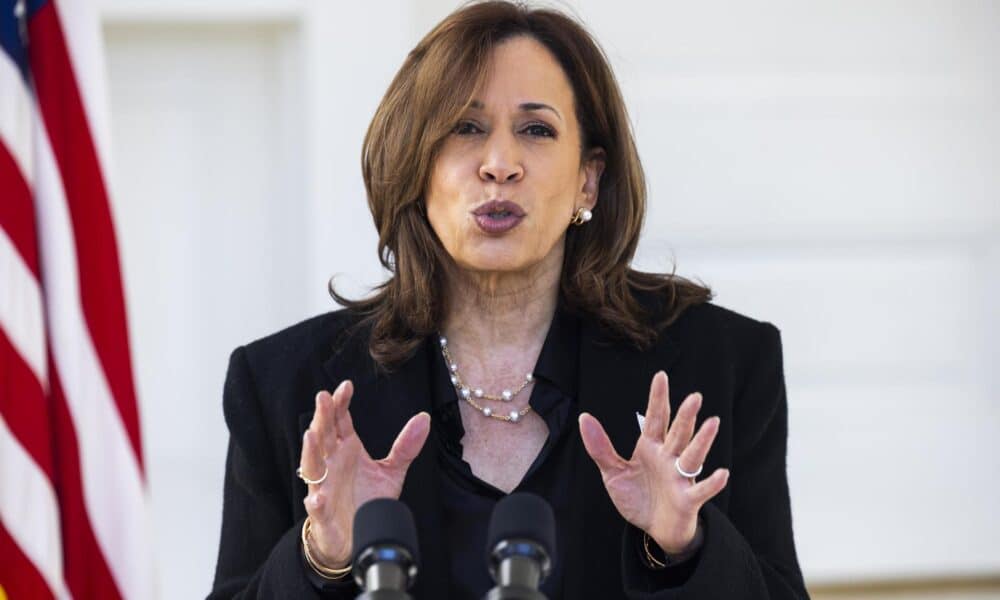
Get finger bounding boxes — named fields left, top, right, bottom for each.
left=383, top=412, right=431, bottom=472
left=677, top=416, right=720, bottom=477
left=300, top=429, right=328, bottom=498
left=311, top=389, right=338, bottom=457
left=664, top=392, right=702, bottom=455
left=641, top=371, right=669, bottom=442
left=687, top=467, right=730, bottom=506
left=332, top=380, right=356, bottom=440
left=578, top=413, right=627, bottom=475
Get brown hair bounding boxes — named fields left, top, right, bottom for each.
left=331, top=0, right=713, bottom=370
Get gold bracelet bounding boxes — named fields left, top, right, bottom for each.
left=301, top=516, right=352, bottom=580
left=642, top=532, right=668, bottom=569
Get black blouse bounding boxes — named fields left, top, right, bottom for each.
left=428, top=306, right=577, bottom=598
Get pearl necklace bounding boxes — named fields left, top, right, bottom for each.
left=437, top=335, right=534, bottom=424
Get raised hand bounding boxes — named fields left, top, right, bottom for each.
left=578, top=371, right=729, bottom=555
left=298, top=380, right=431, bottom=568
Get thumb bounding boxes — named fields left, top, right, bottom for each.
left=382, top=412, right=431, bottom=473
left=579, top=412, right=626, bottom=476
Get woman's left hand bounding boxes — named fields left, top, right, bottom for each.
left=578, top=371, right=729, bottom=556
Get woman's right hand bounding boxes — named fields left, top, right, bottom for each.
left=298, top=380, right=431, bottom=568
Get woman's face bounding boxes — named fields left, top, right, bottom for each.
left=425, top=35, right=604, bottom=276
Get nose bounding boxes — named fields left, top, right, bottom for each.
left=478, top=133, right=524, bottom=183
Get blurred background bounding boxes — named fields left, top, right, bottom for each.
left=94, top=0, right=999, bottom=598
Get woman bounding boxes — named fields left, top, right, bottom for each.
left=209, top=2, right=809, bottom=598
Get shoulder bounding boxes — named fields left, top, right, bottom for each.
left=231, top=307, right=368, bottom=393
left=241, top=307, right=359, bottom=357
left=632, top=290, right=783, bottom=388
left=667, top=301, right=786, bottom=417
left=630, top=284, right=779, bottom=351
left=221, top=307, right=372, bottom=445
left=670, top=301, right=779, bottom=350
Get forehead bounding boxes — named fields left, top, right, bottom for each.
left=470, top=35, right=575, bottom=115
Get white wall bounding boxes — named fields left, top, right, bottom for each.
left=98, top=1, right=999, bottom=596
left=103, top=16, right=308, bottom=593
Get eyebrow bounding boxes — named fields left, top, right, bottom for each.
left=468, top=100, right=563, bottom=122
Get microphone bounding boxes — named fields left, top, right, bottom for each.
left=483, top=493, right=556, bottom=600
left=352, top=498, right=420, bottom=600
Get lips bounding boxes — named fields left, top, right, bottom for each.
left=472, top=199, right=526, bottom=218
left=471, top=199, right=525, bottom=234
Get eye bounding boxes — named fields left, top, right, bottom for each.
left=452, top=120, right=483, bottom=135
left=523, top=123, right=556, bottom=138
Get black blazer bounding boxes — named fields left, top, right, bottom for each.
left=208, top=297, right=810, bottom=599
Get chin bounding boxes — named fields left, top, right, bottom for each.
left=458, top=257, right=529, bottom=274
left=453, top=249, right=533, bottom=274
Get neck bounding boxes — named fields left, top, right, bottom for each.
left=441, top=247, right=562, bottom=357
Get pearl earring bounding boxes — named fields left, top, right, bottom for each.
left=570, top=207, right=593, bottom=226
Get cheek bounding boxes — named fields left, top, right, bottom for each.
left=534, top=202, right=570, bottom=252
left=425, top=199, right=455, bottom=250
left=535, top=168, right=578, bottom=233
left=426, top=165, right=470, bottom=249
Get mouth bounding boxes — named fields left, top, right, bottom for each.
left=471, top=199, right=525, bottom=234
left=472, top=199, right=526, bottom=218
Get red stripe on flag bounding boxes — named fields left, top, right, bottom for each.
left=27, top=1, right=144, bottom=473
left=0, top=520, right=55, bottom=600
left=0, top=141, right=40, bottom=277
left=0, top=330, right=53, bottom=480
left=49, top=361, right=124, bottom=600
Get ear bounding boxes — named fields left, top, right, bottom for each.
left=578, top=147, right=606, bottom=211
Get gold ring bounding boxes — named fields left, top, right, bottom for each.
left=297, top=465, right=328, bottom=485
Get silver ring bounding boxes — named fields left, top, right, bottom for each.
left=297, top=465, right=328, bottom=485
left=674, top=457, right=703, bottom=480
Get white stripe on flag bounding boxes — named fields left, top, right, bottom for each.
left=0, top=413, right=72, bottom=600
left=0, top=227, right=47, bottom=384
left=0, top=43, right=34, bottom=182
left=50, top=0, right=114, bottom=184
left=32, top=100, right=155, bottom=600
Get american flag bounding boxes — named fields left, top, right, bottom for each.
left=1, top=0, right=153, bottom=598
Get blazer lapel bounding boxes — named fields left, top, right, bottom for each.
left=563, top=319, right=681, bottom=598
left=315, top=332, right=451, bottom=599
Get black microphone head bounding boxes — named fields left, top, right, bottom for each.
left=486, top=492, right=556, bottom=564
left=351, top=498, right=420, bottom=568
